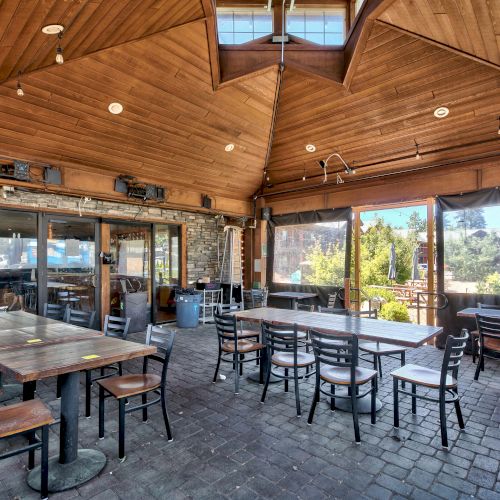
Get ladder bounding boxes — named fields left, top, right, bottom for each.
left=219, top=225, right=243, bottom=305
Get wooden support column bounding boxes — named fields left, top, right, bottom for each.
left=273, top=1, right=284, bottom=35
left=353, top=209, right=361, bottom=311
left=100, top=223, right=110, bottom=326
left=426, top=198, right=435, bottom=326
left=181, top=224, right=188, bottom=288
left=253, top=199, right=268, bottom=288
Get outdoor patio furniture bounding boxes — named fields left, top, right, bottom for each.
left=260, top=321, right=315, bottom=416
left=268, top=291, right=317, bottom=309
left=218, top=303, right=259, bottom=342
left=84, top=315, right=131, bottom=417
left=0, top=399, right=54, bottom=499
left=360, top=342, right=406, bottom=390
left=294, top=303, right=314, bottom=312
left=391, top=330, right=468, bottom=448
left=307, top=330, right=377, bottom=443
left=471, top=304, right=500, bottom=363
left=474, top=314, right=500, bottom=381
left=213, top=313, right=264, bottom=394
left=42, top=303, right=67, bottom=321
left=63, top=308, right=96, bottom=329
left=317, top=306, right=348, bottom=315
left=98, top=325, right=175, bottom=461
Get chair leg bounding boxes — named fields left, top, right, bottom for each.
left=293, top=366, right=301, bottom=417
left=401, top=351, right=406, bottom=389
left=411, top=383, right=417, bottom=414
left=307, top=381, right=320, bottom=425
left=85, top=370, right=92, bottom=418
left=330, top=384, right=335, bottom=411
left=378, top=356, right=383, bottom=378
left=393, top=378, right=399, bottom=428
left=40, top=425, right=49, bottom=500
left=261, top=356, right=272, bottom=403
left=371, top=378, right=376, bottom=425
left=28, top=431, right=36, bottom=470
left=454, top=397, right=465, bottom=430
left=119, top=399, right=126, bottom=461
left=439, top=393, right=448, bottom=448
left=212, top=348, right=222, bottom=383
left=284, top=368, right=289, bottom=392
left=351, top=385, right=360, bottom=443
left=160, top=390, right=173, bottom=441
left=234, top=353, right=240, bottom=395
left=118, top=362, right=123, bottom=376
left=98, top=386, right=105, bottom=439
left=142, top=394, right=148, bottom=422
left=239, top=354, right=244, bottom=376
left=56, top=376, right=61, bottom=399
left=474, top=352, right=481, bottom=380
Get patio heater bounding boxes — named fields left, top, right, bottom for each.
left=219, top=226, right=243, bottom=305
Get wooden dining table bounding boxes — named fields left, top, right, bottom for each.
left=268, top=291, right=318, bottom=309
left=457, top=308, right=500, bottom=319
left=0, top=311, right=156, bottom=493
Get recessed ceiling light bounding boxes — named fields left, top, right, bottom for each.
left=41, top=24, right=64, bottom=35
left=305, top=144, right=316, bottom=153
left=225, top=143, right=235, bottom=152
left=434, top=106, right=449, bottom=119
left=108, top=102, right=123, bottom=115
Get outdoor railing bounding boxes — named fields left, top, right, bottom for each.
left=416, top=291, right=448, bottom=324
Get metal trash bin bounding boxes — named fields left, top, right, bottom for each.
left=175, top=290, right=202, bottom=328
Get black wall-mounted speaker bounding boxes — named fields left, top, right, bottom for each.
left=261, top=207, right=272, bottom=221
left=202, top=195, right=212, bottom=209
left=44, top=166, right=61, bottom=185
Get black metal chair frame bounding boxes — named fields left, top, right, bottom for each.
left=42, top=302, right=68, bottom=321
left=474, top=314, right=500, bottom=381
left=213, top=313, right=263, bottom=394
left=98, top=324, right=175, bottom=461
left=260, top=321, right=315, bottom=416
left=472, top=305, right=500, bottom=364
left=317, top=306, right=349, bottom=315
left=0, top=420, right=49, bottom=499
left=308, top=330, right=376, bottom=443
left=63, top=307, right=96, bottom=329
left=392, top=330, right=468, bottom=449
left=84, top=315, right=131, bottom=418
left=294, top=303, right=315, bottom=312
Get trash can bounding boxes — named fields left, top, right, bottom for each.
left=175, top=290, right=202, bottom=328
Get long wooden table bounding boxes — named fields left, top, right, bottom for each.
left=233, top=307, right=442, bottom=348
left=457, top=308, right=500, bottom=319
left=268, top=292, right=318, bottom=309
left=0, top=311, right=155, bottom=492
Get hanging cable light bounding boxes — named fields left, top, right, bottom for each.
left=16, top=72, right=24, bottom=97
left=414, top=139, right=422, bottom=160
left=55, top=32, right=64, bottom=64
left=497, top=116, right=500, bottom=135
left=317, top=152, right=354, bottom=184
left=302, top=166, right=306, bottom=181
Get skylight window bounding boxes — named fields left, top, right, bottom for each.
left=286, top=7, right=346, bottom=45
left=217, top=7, right=273, bottom=44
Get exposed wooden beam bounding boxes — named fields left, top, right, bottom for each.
left=200, top=0, right=221, bottom=89
left=375, top=20, right=500, bottom=72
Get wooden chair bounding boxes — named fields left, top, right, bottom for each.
left=42, top=303, right=67, bottom=321
left=307, top=330, right=377, bottom=443
left=327, top=292, right=338, bottom=308
left=217, top=303, right=259, bottom=342
left=474, top=314, right=500, bottom=381
left=317, top=306, right=348, bottom=315
left=391, top=330, right=468, bottom=448
left=84, top=315, right=131, bottom=417
left=471, top=304, right=500, bottom=363
left=0, top=399, right=54, bottom=499
left=260, top=321, right=315, bottom=416
left=213, top=313, right=264, bottom=394
left=98, top=324, right=175, bottom=461
left=63, top=308, right=96, bottom=329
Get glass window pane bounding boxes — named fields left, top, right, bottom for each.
left=217, top=13, right=233, bottom=33
left=218, top=32, right=234, bottom=44
left=234, top=13, right=253, bottom=32
left=289, top=32, right=306, bottom=40
left=305, top=32, right=324, bottom=44
left=234, top=32, right=253, bottom=44
left=325, top=33, right=344, bottom=45
left=305, top=12, right=324, bottom=32
left=325, top=14, right=343, bottom=32
left=254, top=13, right=272, bottom=32
left=287, top=13, right=305, bottom=32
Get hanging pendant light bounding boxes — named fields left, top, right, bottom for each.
left=16, top=72, right=24, bottom=96
left=55, top=32, right=64, bottom=64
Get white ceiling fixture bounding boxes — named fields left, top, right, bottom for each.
left=434, top=106, right=449, bottom=119
left=41, top=24, right=64, bottom=35
left=305, top=144, right=316, bottom=153
left=108, top=102, right=124, bottom=115
left=225, top=143, right=235, bottom=152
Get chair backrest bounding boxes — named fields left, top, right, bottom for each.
left=294, top=303, right=314, bottom=312
left=475, top=314, right=500, bottom=353
left=43, top=303, right=67, bottom=320
left=64, top=308, right=96, bottom=329
left=217, top=302, right=243, bottom=315
left=309, top=329, right=358, bottom=380
left=477, top=303, right=500, bottom=310
left=104, top=315, right=131, bottom=340
left=252, top=287, right=268, bottom=308
left=327, top=293, right=338, bottom=308
left=144, top=324, right=176, bottom=387
left=261, top=320, right=299, bottom=356
left=317, top=306, right=349, bottom=315
left=214, top=312, right=238, bottom=343
left=440, top=329, right=468, bottom=386
left=350, top=309, right=378, bottom=319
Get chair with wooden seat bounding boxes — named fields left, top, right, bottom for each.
left=391, top=330, right=468, bottom=448
left=0, top=399, right=54, bottom=499
left=217, top=303, right=259, bottom=342
left=84, top=315, right=131, bottom=417
left=98, top=324, right=175, bottom=461
left=260, top=321, right=315, bottom=416
left=42, top=303, right=67, bottom=321
left=317, top=306, right=349, bottom=315
left=474, top=314, right=500, bottom=381
left=470, top=303, right=500, bottom=363
left=213, top=313, right=264, bottom=394
left=63, top=308, right=96, bottom=329
left=307, top=330, right=377, bottom=443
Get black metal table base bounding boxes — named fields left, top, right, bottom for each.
left=334, top=393, right=383, bottom=414
left=0, top=383, right=22, bottom=402
left=27, top=449, right=106, bottom=493
left=246, top=371, right=281, bottom=384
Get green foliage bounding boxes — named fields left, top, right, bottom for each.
left=408, top=211, right=426, bottom=233
left=454, top=208, right=486, bottom=230
left=477, top=272, right=500, bottom=294
left=379, top=301, right=410, bottom=322
left=304, top=242, right=345, bottom=286
left=364, top=287, right=396, bottom=303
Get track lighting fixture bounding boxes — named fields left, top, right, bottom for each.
left=16, top=72, right=24, bottom=97
left=56, top=32, right=64, bottom=64
left=414, top=139, right=421, bottom=160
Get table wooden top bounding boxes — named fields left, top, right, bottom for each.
left=0, top=311, right=57, bottom=331
left=268, top=292, right=318, bottom=300
left=0, top=336, right=156, bottom=382
left=457, top=308, right=500, bottom=319
left=232, top=307, right=442, bottom=348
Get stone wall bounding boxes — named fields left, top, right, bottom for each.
left=0, top=190, right=225, bottom=284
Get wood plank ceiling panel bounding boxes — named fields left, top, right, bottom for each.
left=378, top=0, right=500, bottom=65
left=264, top=23, right=500, bottom=192
left=0, top=0, right=205, bottom=83
left=0, top=21, right=276, bottom=198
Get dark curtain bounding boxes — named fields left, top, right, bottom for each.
left=266, top=207, right=352, bottom=309
left=435, top=187, right=500, bottom=348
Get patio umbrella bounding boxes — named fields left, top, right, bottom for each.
left=388, top=242, right=397, bottom=281
left=412, top=247, right=420, bottom=281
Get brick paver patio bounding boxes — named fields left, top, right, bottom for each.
left=1, top=323, right=499, bottom=500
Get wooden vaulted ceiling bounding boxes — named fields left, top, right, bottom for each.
left=0, top=0, right=499, bottom=208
